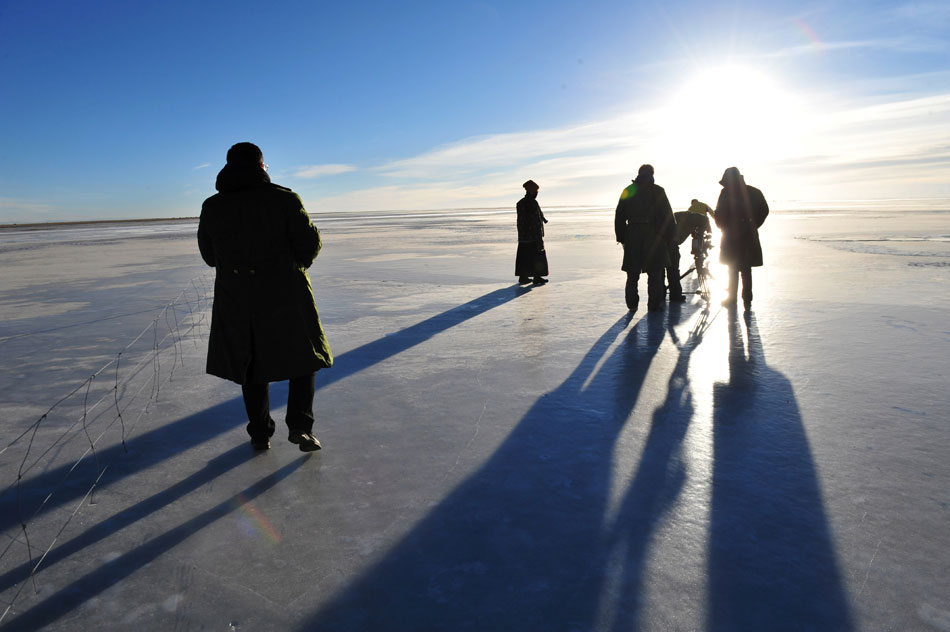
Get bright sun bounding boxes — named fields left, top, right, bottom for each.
left=656, top=64, right=807, bottom=168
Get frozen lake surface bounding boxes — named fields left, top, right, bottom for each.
left=1, top=207, right=948, bottom=630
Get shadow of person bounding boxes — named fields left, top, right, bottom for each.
left=0, top=444, right=256, bottom=593
left=0, top=285, right=531, bottom=535
left=590, top=306, right=718, bottom=630
left=299, top=310, right=676, bottom=631
left=2, top=455, right=311, bottom=630
left=315, top=283, right=533, bottom=390
left=708, top=311, right=853, bottom=630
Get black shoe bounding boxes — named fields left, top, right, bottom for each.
left=250, top=437, right=271, bottom=450
left=669, top=294, right=687, bottom=303
left=532, top=277, right=548, bottom=284
left=289, top=432, right=322, bottom=452
left=648, top=303, right=664, bottom=312
left=518, top=276, right=531, bottom=284
left=743, top=300, right=752, bottom=311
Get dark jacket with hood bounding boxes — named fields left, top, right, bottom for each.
left=614, top=177, right=675, bottom=272
left=197, top=163, right=333, bottom=384
left=715, top=170, right=769, bottom=268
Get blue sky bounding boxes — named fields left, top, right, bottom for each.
left=1, top=0, right=948, bottom=222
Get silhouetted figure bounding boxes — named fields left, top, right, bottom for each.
left=715, top=167, right=769, bottom=310
left=667, top=199, right=714, bottom=301
left=515, top=180, right=549, bottom=284
left=614, top=164, right=675, bottom=312
left=198, top=142, right=332, bottom=452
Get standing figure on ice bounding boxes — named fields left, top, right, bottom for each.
left=714, top=167, right=769, bottom=310
left=198, top=142, right=332, bottom=452
left=515, top=179, right=549, bottom=285
left=614, top=164, right=676, bottom=312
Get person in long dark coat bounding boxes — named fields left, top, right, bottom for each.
left=714, top=167, right=769, bottom=310
left=198, top=142, right=333, bottom=452
left=614, top=164, right=675, bottom=312
left=515, top=180, right=549, bottom=284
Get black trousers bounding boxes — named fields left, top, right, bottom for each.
left=727, top=266, right=753, bottom=303
left=666, top=244, right=683, bottom=299
left=241, top=373, right=316, bottom=440
left=626, top=268, right=666, bottom=309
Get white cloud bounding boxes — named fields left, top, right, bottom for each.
left=293, top=164, right=357, bottom=179
left=310, top=75, right=950, bottom=212
left=193, top=163, right=212, bottom=170
left=375, top=116, right=642, bottom=181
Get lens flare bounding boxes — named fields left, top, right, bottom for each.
left=232, top=493, right=282, bottom=544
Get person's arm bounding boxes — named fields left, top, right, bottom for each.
left=714, top=191, right=727, bottom=228
left=286, top=194, right=321, bottom=269
left=754, top=188, right=769, bottom=227
left=657, top=189, right=676, bottom=243
left=614, top=198, right=625, bottom=243
left=516, top=199, right=530, bottom=239
left=197, top=202, right=215, bottom=267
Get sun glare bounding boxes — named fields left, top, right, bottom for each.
left=655, top=64, right=807, bottom=169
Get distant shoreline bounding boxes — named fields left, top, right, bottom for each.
left=3, top=201, right=949, bottom=231
left=0, top=217, right=200, bottom=231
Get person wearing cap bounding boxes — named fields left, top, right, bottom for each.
left=198, top=142, right=332, bottom=452
left=515, top=180, right=549, bottom=284
left=614, top=164, right=676, bottom=312
left=714, top=167, right=769, bottom=310
left=667, top=199, right=715, bottom=301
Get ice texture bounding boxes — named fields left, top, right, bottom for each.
left=0, top=208, right=948, bottom=630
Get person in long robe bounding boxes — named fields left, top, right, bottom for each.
left=515, top=180, right=549, bottom=285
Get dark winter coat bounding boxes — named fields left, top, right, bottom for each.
left=715, top=182, right=769, bottom=268
left=516, top=196, right=547, bottom=244
left=197, top=163, right=333, bottom=384
left=614, top=181, right=675, bottom=272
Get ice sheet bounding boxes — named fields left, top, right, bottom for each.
left=0, top=208, right=948, bottom=630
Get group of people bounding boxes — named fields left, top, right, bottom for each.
left=198, top=143, right=769, bottom=452
left=516, top=164, right=769, bottom=313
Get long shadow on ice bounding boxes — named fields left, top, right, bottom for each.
left=3, top=456, right=309, bottom=631
left=0, top=444, right=253, bottom=593
left=0, top=285, right=529, bottom=534
left=299, top=310, right=677, bottom=631
left=0, top=397, right=249, bottom=534
left=707, top=311, right=852, bottom=630
left=591, top=307, right=715, bottom=630
left=317, top=284, right=533, bottom=390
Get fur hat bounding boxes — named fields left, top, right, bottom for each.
left=226, top=142, right=264, bottom=167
